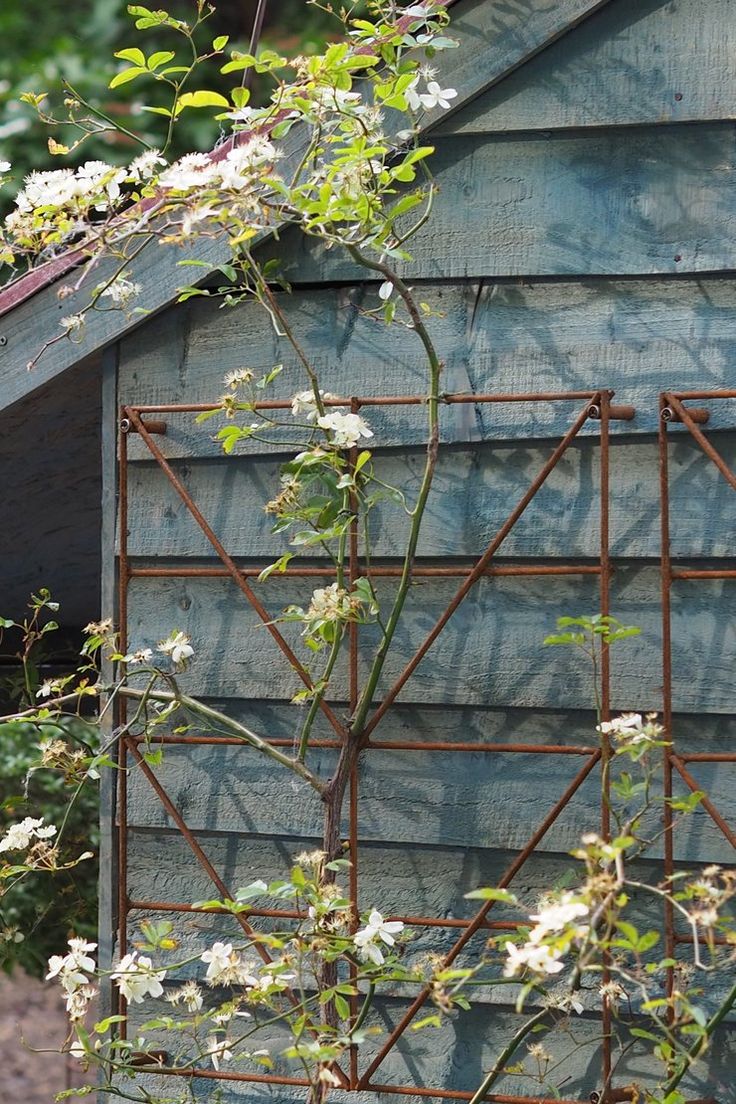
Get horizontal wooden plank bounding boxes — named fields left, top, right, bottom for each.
left=126, top=1000, right=612, bottom=1101
left=263, top=125, right=736, bottom=281
left=124, top=567, right=736, bottom=714
left=124, top=702, right=736, bottom=863
left=438, top=0, right=736, bottom=135
left=125, top=743, right=733, bottom=863
left=119, top=278, right=736, bottom=446
left=126, top=833, right=597, bottom=922
left=127, top=995, right=734, bottom=1102
left=0, top=358, right=101, bottom=625
left=125, top=836, right=725, bottom=971
left=124, top=433, right=736, bottom=561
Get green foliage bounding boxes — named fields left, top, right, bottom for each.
left=0, top=0, right=343, bottom=214
left=0, top=717, right=99, bottom=976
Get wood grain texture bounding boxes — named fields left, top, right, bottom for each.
left=0, top=357, right=102, bottom=625
left=97, top=347, right=118, bottom=1020
left=124, top=566, right=736, bottom=714
left=439, top=0, right=736, bottom=135
left=119, top=277, right=736, bottom=447
left=266, top=125, right=736, bottom=281
left=124, top=733, right=733, bottom=863
left=130, top=1016, right=736, bottom=1104
left=124, top=433, right=736, bottom=561
left=126, top=1002, right=616, bottom=1102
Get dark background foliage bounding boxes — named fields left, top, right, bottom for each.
left=0, top=0, right=339, bottom=211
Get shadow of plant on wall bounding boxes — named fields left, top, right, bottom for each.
left=0, top=1, right=734, bottom=1102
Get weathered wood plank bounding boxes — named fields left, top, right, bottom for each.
left=0, top=357, right=101, bottom=624
left=124, top=433, right=736, bottom=561
left=264, top=125, right=736, bottom=281
left=126, top=992, right=735, bottom=1101
left=124, top=567, right=736, bottom=713
left=125, top=1001, right=614, bottom=1102
left=124, top=734, right=733, bottom=864
left=97, top=346, right=118, bottom=1021
left=439, top=0, right=736, bottom=135
left=126, top=833, right=592, bottom=920
left=119, top=277, right=736, bottom=447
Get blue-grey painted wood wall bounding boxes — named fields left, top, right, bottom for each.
left=107, top=0, right=736, bottom=1099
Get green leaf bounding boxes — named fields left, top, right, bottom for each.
left=258, top=553, right=295, bottom=583
left=147, top=50, right=176, bottom=70
left=141, top=105, right=173, bottom=117
left=231, top=86, right=250, bottom=109
left=109, top=67, right=147, bottom=89
left=213, top=35, right=229, bottom=51
left=114, top=47, right=146, bottom=65
left=94, top=1015, right=127, bottom=1033
left=465, top=887, right=518, bottom=903
left=630, top=1027, right=661, bottom=1042
left=411, top=1014, right=441, bottom=1030
left=334, top=993, right=350, bottom=1021
left=177, top=90, right=230, bottom=111
left=221, top=53, right=257, bottom=74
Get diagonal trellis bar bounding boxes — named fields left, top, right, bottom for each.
left=123, top=406, right=347, bottom=738
left=123, top=737, right=351, bottom=1088
left=659, top=389, right=736, bottom=1011
left=116, top=387, right=635, bottom=1101
left=355, top=749, right=602, bottom=1090
left=363, top=395, right=600, bottom=739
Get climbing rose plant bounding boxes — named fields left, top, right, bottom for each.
left=0, top=3, right=734, bottom=1104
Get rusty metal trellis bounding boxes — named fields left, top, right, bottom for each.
left=659, top=391, right=736, bottom=1021
left=111, top=386, right=718, bottom=1104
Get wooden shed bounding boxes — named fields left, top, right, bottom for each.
left=1, top=0, right=735, bottom=1100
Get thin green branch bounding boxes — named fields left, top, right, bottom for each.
left=118, top=684, right=325, bottom=794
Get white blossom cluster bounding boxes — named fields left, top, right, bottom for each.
left=159, top=138, right=278, bottom=192
left=597, top=712, right=664, bottom=749
left=111, top=951, right=167, bottom=1004
left=290, top=390, right=373, bottom=448
left=0, top=815, right=56, bottom=854
left=46, top=938, right=98, bottom=1020
left=504, top=893, right=589, bottom=978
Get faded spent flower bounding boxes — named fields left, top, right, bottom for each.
left=307, top=583, right=354, bottom=623
left=157, top=630, right=194, bottom=666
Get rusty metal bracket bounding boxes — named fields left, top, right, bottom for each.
left=120, top=416, right=167, bottom=435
